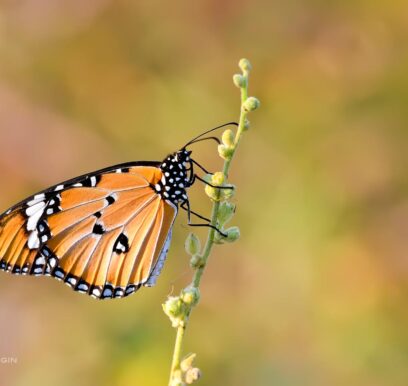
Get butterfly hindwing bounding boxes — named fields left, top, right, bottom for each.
left=0, top=163, right=178, bottom=299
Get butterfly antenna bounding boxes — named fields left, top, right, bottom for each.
left=186, top=136, right=221, bottom=146
left=183, top=122, right=238, bottom=148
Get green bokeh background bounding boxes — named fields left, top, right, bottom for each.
left=1, top=1, right=407, bottom=385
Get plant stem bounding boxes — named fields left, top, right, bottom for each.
left=192, top=68, right=250, bottom=291
left=167, top=60, right=257, bottom=385
left=169, top=323, right=186, bottom=382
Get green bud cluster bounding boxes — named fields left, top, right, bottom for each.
left=162, top=296, right=188, bottom=328
left=167, top=58, right=259, bottom=384
left=168, top=353, right=201, bottom=385
left=163, top=287, right=200, bottom=328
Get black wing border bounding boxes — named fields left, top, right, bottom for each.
left=0, top=160, right=162, bottom=217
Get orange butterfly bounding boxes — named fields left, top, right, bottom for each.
left=0, top=123, right=236, bottom=299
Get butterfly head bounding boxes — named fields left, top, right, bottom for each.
left=155, top=149, right=193, bottom=205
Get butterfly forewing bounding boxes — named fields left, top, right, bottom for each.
left=0, top=164, right=178, bottom=299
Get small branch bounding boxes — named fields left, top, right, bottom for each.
left=164, top=58, right=260, bottom=386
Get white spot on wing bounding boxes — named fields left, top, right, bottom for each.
left=27, top=231, right=40, bottom=249
left=116, top=242, right=126, bottom=253
left=27, top=196, right=43, bottom=206
left=36, top=256, right=46, bottom=265
left=25, top=201, right=45, bottom=216
left=92, top=288, right=101, bottom=297
left=27, top=208, right=44, bottom=231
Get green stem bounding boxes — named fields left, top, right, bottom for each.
left=191, top=70, right=249, bottom=296
left=168, top=62, right=255, bottom=385
left=192, top=202, right=219, bottom=288
left=169, top=324, right=186, bottom=384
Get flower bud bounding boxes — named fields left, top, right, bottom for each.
left=204, top=172, right=225, bottom=201
left=243, top=97, right=260, bottom=112
left=218, top=144, right=234, bottom=160
left=181, top=287, right=200, bottom=307
left=205, top=185, right=219, bottom=201
left=163, top=296, right=187, bottom=327
left=217, top=201, right=235, bottom=226
left=185, top=368, right=201, bottom=384
left=221, top=184, right=235, bottom=200
left=233, top=73, right=246, bottom=88
left=163, top=296, right=183, bottom=318
left=185, top=233, right=200, bottom=256
left=212, top=172, right=225, bottom=186
left=222, top=129, right=235, bottom=147
left=225, top=226, right=240, bottom=242
left=239, top=58, right=252, bottom=72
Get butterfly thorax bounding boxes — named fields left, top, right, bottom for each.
left=154, top=149, right=192, bottom=205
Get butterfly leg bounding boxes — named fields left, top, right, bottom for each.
left=180, top=201, right=211, bottom=222
left=186, top=160, right=233, bottom=190
left=192, top=174, right=235, bottom=190
left=180, top=201, right=227, bottom=237
left=191, top=159, right=213, bottom=175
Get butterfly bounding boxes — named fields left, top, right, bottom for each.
left=0, top=123, right=236, bottom=299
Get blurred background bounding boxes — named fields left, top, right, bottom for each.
left=0, top=1, right=407, bottom=385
